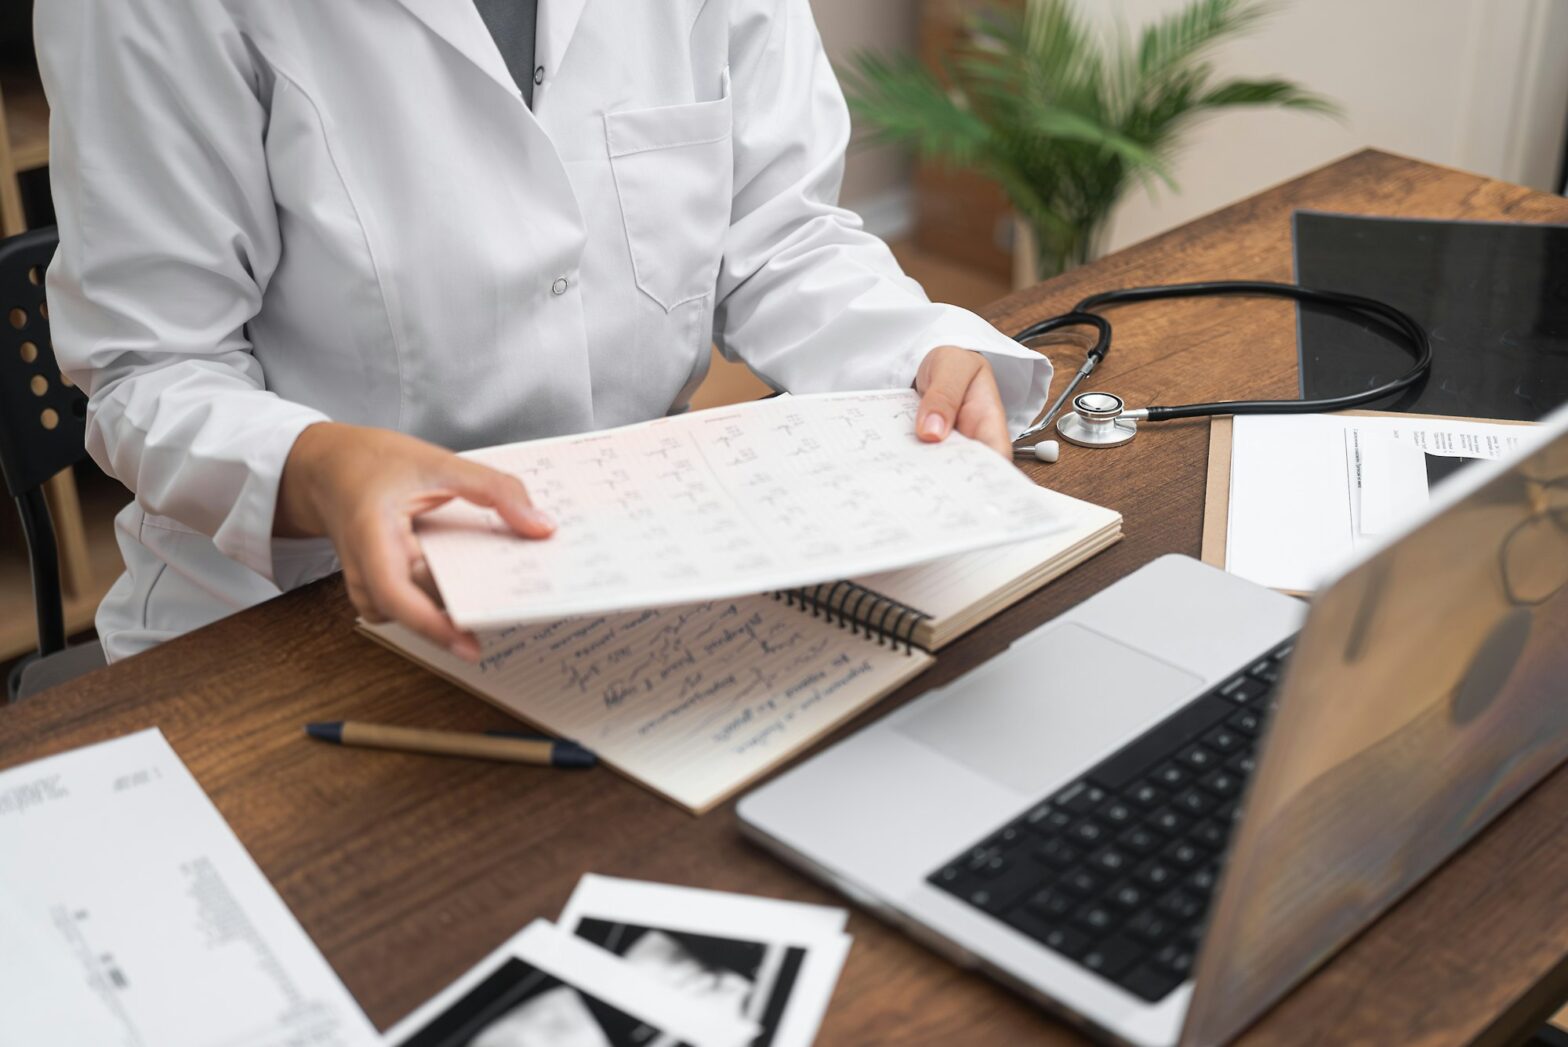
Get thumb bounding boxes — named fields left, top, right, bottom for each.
left=443, top=457, right=556, bottom=539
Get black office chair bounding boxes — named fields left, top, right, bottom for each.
left=0, top=226, right=106, bottom=700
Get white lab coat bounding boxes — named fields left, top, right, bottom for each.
left=37, top=0, right=1051, bottom=662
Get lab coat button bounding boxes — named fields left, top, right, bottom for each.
left=534, top=66, right=545, bottom=86
left=551, top=277, right=569, bottom=295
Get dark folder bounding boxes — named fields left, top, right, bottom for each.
left=1292, top=211, right=1568, bottom=421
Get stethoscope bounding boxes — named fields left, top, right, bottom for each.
left=1009, top=280, right=1434, bottom=463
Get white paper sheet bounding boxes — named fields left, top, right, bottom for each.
left=383, top=920, right=757, bottom=1047
left=0, top=729, right=378, bottom=1047
left=1226, top=414, right=1531, bottom=591
left=417, top=390, right=1071, bottom=628
left=558, top=875, right=851, bottom=1047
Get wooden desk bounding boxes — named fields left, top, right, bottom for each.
left=5, top=150, right=1568, bottom=1045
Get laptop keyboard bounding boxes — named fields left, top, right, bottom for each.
left=926, top=637, right=1295, bottom=1004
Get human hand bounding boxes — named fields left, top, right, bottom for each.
left=276, top=422, right=554, bottom=660
left=914, top=347, right=1012, bottom=458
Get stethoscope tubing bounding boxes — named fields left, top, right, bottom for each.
left=1009, top=280, right=1432, bottom=439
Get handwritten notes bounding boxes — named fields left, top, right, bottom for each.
left=364, top=596, right=933, bottom=813
left=417, top=390, right=1068, bottom=629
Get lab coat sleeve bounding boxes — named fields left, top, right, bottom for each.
left=36, top=0, right=330, bottom=582
left=713, top=0, right=1051, bottom=436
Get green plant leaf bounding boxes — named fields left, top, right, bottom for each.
left=1196, top=78, right=1341, bottom=115
left=838, top=0, right=1336, bottom=275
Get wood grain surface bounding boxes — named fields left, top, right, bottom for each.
left=5, top=150, right=1568, bottom=1045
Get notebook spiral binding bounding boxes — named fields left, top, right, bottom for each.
left=773, top=581, right=929, bottom=654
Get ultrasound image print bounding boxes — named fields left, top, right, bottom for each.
left=575, top=919, right=806, bottom=1047
left=399, top=956, right=677, bottom=1047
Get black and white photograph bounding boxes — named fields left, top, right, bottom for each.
left=558, top=876, right=851, bottom=1047
left=400, top=955, right=668, bottom=1047
left=386, top=921, right=755, bottom=1047
left=575, top=919, right=804, bottom=1047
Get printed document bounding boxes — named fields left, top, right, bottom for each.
left=0, top=729, right=378, bottom=1047
left=1225, top=413, right=1532, bottom=592
left=417, top=390, right=1070, bottom=628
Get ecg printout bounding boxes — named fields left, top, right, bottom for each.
left=0, top=730, right=378, bottom=1047
left=417, top=390, right=1070, bottom=629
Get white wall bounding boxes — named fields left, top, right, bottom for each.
left=808, top=0, right=919, bottom=206
left=1091, top=0, right=1568, bottom=254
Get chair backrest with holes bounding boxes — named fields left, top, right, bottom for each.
left=0, top=227, right=84, bottom=500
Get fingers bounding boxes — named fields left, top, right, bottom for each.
left=955, top=362, right=1013, bottom=458
left=344, top=508, right=482, bottom=661
left=440, top=458, right=556, bottom=539
left=916, top=348, right=1012, bottom=457
left=915, top=348, right=985, bottom=443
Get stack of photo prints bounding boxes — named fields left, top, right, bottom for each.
left=386, top=875, right=852, bottom=1047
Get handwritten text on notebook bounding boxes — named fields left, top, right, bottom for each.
left=367, top=594, right=931, bottom=812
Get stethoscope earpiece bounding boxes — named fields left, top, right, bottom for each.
left=1030, top=440, right=1060, bottom=464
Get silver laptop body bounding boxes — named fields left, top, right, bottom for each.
left=739, top=406, right=1568, bottom=1047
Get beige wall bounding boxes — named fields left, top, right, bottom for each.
left=809, top=0, right=919, bottom=204
left=1085, top=0, right=1568, bottom=254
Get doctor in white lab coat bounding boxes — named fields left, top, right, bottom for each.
left=37, top=0, right=1051, bottom=663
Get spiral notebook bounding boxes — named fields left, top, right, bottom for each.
left=363, top=489, right=1120, bottom=813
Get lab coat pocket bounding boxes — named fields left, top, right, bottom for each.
left=605, top=71, right=734, bottom=312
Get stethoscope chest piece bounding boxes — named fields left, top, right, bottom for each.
left=1057, top=391, right=1137, bottom=448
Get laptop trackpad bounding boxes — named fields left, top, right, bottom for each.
left=895, top=624, right=1204, bottom=796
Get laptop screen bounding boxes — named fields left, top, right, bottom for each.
left=1183, top=406, right=1568, bottom=1046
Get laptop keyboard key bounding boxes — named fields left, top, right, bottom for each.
left=1070, top=820, right=1108, bottom=846
left=1188, top=865, right=1219, bottom=894
left=1154, top=943, right=1196, bottom=977
left=1136, top=861, right=1178, bottom=890
left=1151, top=763, right=1189, bottom=789
left=1203, top=727, right=1243, bottom=754
left=1201, top=769, right=1242, bottom=798
left=1119, top=825, right=1162, bottom=855
left=1173, top=788, right=1217, bottom=817
left=1074, top=904, right=1119, bottom=935
left=1082, top=935, right=1142, bottom=979
left=1191, top=820, right=1228, bottom=850
left=1128, top=782, right=1165, bottom=808
left=1056, top=781, right=1108, bottom=814
left=1177, top=745, right=1219, bottom=772
left=1248, top=660, right=1280, bottom=684
left=1147, top=808, right=1190, bottom=835
left=1044, top=925, right=1091, bottom=958
left=1120, top=964, right=1184, bottom=1002
left=1090, top=847, right=1131, bottom=875
left=1100, top=800, right=1136, bottom=826
left=1028, top=888, right=1077, bottom=920
left=1158, top=890, right=1204, bottom=922
left=1125, top=909, right=1176, bottom=944
left=1227, top=709, right=1262, bottom=735
left=1033, top=838, right=1080, bottom=868
left=1060, top=868, right=1101, bottom=896
left=1108, top=883, right=1147, bottom=910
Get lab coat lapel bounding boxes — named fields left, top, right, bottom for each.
left=538, top=0, right=590, bottom=76
left=388, top=0, right=524, bottom=100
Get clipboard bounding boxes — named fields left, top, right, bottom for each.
left=1200, top=410, right=1538, bottom=596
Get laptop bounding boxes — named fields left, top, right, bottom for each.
left=738, top=404, right=1568, bottom=1047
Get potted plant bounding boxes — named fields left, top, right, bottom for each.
left=840, top=0, right=1337, bottom=281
